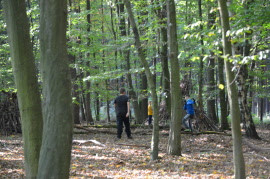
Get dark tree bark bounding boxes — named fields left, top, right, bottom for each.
left=206, top=56, right=218, bottom=123
left=69, top=54, right=80, bottom=124
left=141, top=73, right=148, bottom=122
left=218, top=48, right=229, bottom=130
left=85, top=0, right=94, bottom=124
left=197, top=0, right=204, bottom=111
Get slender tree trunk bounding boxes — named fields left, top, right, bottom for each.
left=141, top=73, right=148, bottom=123
left=126, top=51, right=141, bottom=123
left=69, top=54, right=80, bottom=124
left=206, top=10, right=218, bottom=123
left=160, top=26, right=171, bottom=117
left=38, top=0, right=73, bottom=178
left=218, top=48, right=229, bottom=130
left=197, top=0, right=204, bottom=111
left=85, top=0, right=94, bottom=124
left=166, top=0, right=182, bottom=156
left=206, top=56, right=218, bottom=123
left=236, top=0, right=260, bottom=139
left=218, top=0, right=246, bottom=178
left=237, top=62, right=260, bottom=139
left=117, top=0, right=141, bottom=123
left=3, top=1, right=43, bottom=177
left=124, top=0, right=159, bottom=160
left=154, top=0, right=171, bottom=119
left=67, top=0, right=81, bottom=123
left=67, top=1, right=80, bottom=125
left=95, top=89, right=100, bottom=121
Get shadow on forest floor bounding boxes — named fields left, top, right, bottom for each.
left=0, top=124, right=270, bottom=178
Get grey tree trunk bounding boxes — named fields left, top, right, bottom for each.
left=218, top=0, right=246, bottom=178
left=3, top=1, right=43, bottom=178
left=166, top=0, right=182, bottom=156
left=38, top=0, right=74, bottom=178
left=124, top=0, right=160, bottom=160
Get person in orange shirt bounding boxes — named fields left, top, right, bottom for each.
left=148, top=100, right=153, bottom=125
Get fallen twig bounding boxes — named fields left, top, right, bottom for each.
left=73, top=139, right=106, bottom=147
left=114, top=143, right=150, bottom=148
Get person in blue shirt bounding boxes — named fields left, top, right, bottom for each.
left=182, top=94, right=195, bottom=132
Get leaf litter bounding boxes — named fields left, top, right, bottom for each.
left=0, top=124, right=269, bottom=178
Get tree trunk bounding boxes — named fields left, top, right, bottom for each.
left=140, top=73, right=148, bottom=123
left=237, top=63, right=260, bottom=139
left=68, top=54, right=81, bottom=124
left=218, top=0, right=246, bottom=178
left=218, top=49, right=229, bottom=130
left=117, top=0, right=141, bottom=123
left=85, top=0, right=94, bottom=125
left=38, top=0, right=73, bottom=178
left=197, top=0, right=204, bottom=111
left=126, top=51, right=141, bottom=123
left=3, top=1, right=43, bottom=177
left=206, top=10, right=218, bottom=123
left=166, top=0, right=182, bottom=156
left=154, top=0, right=171, bottom=119
left=124, top=0, right=160, bottom=160
left=236, top=0, right=259, bottom=139
left=95, top=90, right=100, bottom=121
left=206, top=56, right=218, bottom=123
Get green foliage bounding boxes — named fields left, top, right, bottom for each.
left=0, top=12, right=14, bottom=91
left=1, top=0, right=270, bottom=116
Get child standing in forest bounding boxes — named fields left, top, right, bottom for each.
left=182, top=94, right=195, bottom=132
left=148, top=101, right=153, bottom=125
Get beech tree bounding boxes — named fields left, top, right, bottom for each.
left=124, top=0, right=160, bottom=160
left=3, top=1, right=43, bottom=178
left=166, top=0, right=182, bottom=156
left=218, top=0, right=246, bottom=178
left=4, top=0, right=73, bottom=178
left=37, top=0, right=73, bottom=178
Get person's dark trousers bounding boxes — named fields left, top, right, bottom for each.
left=182, top=114, right=194, bottom=129
left=148, top=115, right=152, bottom=125
left=117, top=114, right=131, bottom=138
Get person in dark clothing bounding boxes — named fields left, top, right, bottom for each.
left=114, top=88, right=132, bottom=139
left=182, top=94, right=195, bottom=132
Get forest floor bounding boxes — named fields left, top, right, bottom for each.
left=0, top=123, right=270, bottom=179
